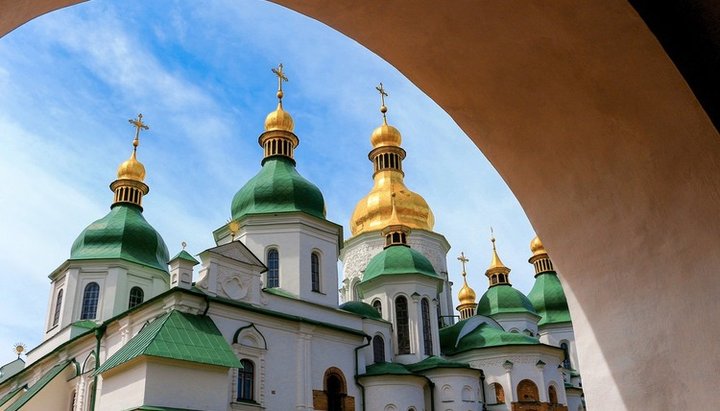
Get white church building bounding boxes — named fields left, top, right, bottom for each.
left=0, top=68, right=584, bottom=411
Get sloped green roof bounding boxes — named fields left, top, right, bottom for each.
left=476, top=284, right=538, bottom=317
left=130, top=406, right=205, bottom=411
left=96, top=311, right=240, bottom=374
left=169, top=250, right=199, bottom=265
left=362, top=245, right=438, bottom=282
left=6, top=360, right=72, bottom=411
left=0, top=385, right=26, bottom=407
left=263, top=287, right=299, bottom=299
left=70, top=204, right=169, bottom=272
left=361, top=362, right=413, bottom=376
left=527, top=272, right=572, bottom=326
left=339, top=301, right=382, bottom=320
left=405, top=356, right=470, bottom=372
left=440, top=317, right=539, bottom=355
left=231, top=157, right=325, bottom=220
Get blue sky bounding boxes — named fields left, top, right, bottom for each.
left=0, top=0, right=537, bottom=365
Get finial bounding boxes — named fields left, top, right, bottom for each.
left=13, top=343, right=25, bottom=359
left=376, top=82, right=389, bottom=124
left=181, top=241, right=187, bottom=250
left=272, top=63, right=289, bottom=105
left=128, top=113, right=149, bottom=153
left=458, top=251, right=469, bottom=275
left=490, top=226, right=496, bottom=250
left=228, top=219, right=240, bottom=240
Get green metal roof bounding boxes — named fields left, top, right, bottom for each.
left=361, top=362, right=414, bottom=376
left=404, top=356, right=470, bottom=372
left=0, top=385, right=26, bottom=407
left=440, top=317, right=539, bottom=355
left=527, top=271, right=572, bottom=326
left=169, top=250, right=199, bottom=265
left=6, top=360, right=72, bottom=411
left=476, top=284, right=538, bottom=317
left=70, top=204, right=169, bottom=272
left=231, top=156, right=325, bottom=221
left=263, top=287, right=299, bottom=299
left=128, top=406, right=205, bottom=411
left=362, top=245, right=438, bottom=283
left=96, top=310, right=241, bottom=374
left=339, top=301, right=382, bottom=320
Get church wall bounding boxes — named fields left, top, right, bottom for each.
left=492, top=313, right=540, bottom=337
left=144, top=359, right=231, bottom=410
left=361, top=375, right=426, bottom=411
left=360, top=321, right=393, bottom=368
left=97, top=360, right=148, bottom=410
left=423, top=368, right=482, bottom=411
left=537, top=324, right=578, bottom=373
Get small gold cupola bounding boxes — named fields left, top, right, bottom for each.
left=259, top=63, right=299, bottom=162
left=485, top=229, right=511, bottom=287
left=456, top=251, right=478, bottom=320
left=110, top=114, right=150, bottom=209
left=381, top=193, right=410, bottom=247
left=350, top=83, right=435, bottom=236
left=529, top=235, right=554, bottom=276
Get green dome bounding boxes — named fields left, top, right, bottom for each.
left=231, top=157, right=325, bottom=221
left=70, top=204, right=169, bottom=272
left=476, top=284, right=538, bottom=317
left=362, top=245, right=438, bottom=282
left=527, top=272, right=571, bottom=326
left=339, top=301, right=382, bottom=320
left=440, top=318, right=539, bottom=355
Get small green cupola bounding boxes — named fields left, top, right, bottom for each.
left=70, top=114, right=169, bottom=272
left=230, top=64, right=325, bottom=221
left=476, top=233, right=537, bottom=317
left=526, top=235, right=571, bottom=326
left=361, top=197, right=438, bottom=283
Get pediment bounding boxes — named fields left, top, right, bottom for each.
left=201, top=241, right=266, bottom=271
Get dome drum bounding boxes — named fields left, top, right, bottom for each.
left=110, top=179, right=149, bottom=208
left=369, top=145, right=406, bottom=176
left=259, top=129, right=299, bottom=161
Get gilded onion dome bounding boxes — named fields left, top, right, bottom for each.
left=350, top=83, right=434, bottom=236
left=458, top=275, right=477, bottom=305
left=530, top=235, right=547, bottom=257
left=264, top=103, right=294, bottom=132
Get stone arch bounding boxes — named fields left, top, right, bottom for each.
left=440, top=384, right=453, bottom=402
left=232, top=323, right=268, bottom=349
left=517, top=379, right=539, bottom=403
left=491, top=382, right=505, bottom=404
left=462, top=385, right=474, bottom=401
left=81, top=352, right=97, bottom=374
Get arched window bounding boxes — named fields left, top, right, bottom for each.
left=80, top=282, right=100, bottom=320
left=372, top=300, right=382, bottom=316
left=492, top=383, right=505, bottom=404
left=373, top=335, right=385, bottom=363
left=311, top=252, right=320, bottom=292
left=128, top=286, right=144, bottom=309
left=517, top=379, right=539, bottom=402
left=560, top=341, right=571, bottom=369
left=395, top=296, right=410, bottom=354
left=52, top=289, right=63, bottom=327
left=548, top=385, right=558, bottom=404
left=267, top=249, right=279, bottom=288
left=421, top=298, right=433, bottom=355
left=324, top=368, right=347, bottom=411
left=237, top=359, right=254, bottom=401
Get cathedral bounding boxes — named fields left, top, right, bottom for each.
left=0, top=66, right=584, bottom=411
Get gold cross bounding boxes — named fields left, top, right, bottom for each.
left=128, top=113, right=149, bottom=149
left=272, top=63, right=289, bottom=101
left=490, top=226, right=496, bottom=248
left=376, top=82, right=389, bottom=122
left=457, top=252, right=469, bottom=274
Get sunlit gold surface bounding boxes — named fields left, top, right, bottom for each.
left=370, top=123, right=402, bottom=148
left=116, top=114, right=149, bottom=182
left=457, top=252, right=476, bottom=304
left=487, top=235, right=510, bottom=274
left=530, top=235, right=547, bottom=256
left=350, top=170, right=434, bottom=236
left=264, top=103, right=295, bottom=132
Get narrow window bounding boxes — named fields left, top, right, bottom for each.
left=52, top=289, right=63, bottom=327
left=492, top=383, right=505, bottom=404
left=373, top=335, right=385, bottom=363
left=128, top=286, right=144, bottom=308
left=237, top=359, right=254, bottom=401
left=267, top=249, right=279, bottom=288
left=395, top=296, right=410, bottom=354
left=311, top=252, right=320, bottom=292
left=373, top=300, right=382, bottom=316
left=548, top=385, right=558, bottom=404
left=517, top=379, right=539, bottom=402
left=325, top=371, right=345, bottom=411
left=561, top=342, right=571, bottom=369
left=421, top=298, right=433, bottom=355
left=80, top=282, right=100, bottom=320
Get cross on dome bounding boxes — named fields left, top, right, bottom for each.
left=272, top=63, right=289, bottom=103
left=128, top=113, right=149, bottom=151
left=376, top=82, right=389, bottom=123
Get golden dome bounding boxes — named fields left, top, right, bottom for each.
left=350, top=172, right=435, bottom=236
left=264, top=103, right=295, bottom=132
left=370, top=122, right=402, bottom=148
left=530, top=235, right=547, bottom=256
left=487, top=236, right=509, bottom=272
left=116, top=151, right=146, bottom=182
left=458, top=274, right=477, bottom=305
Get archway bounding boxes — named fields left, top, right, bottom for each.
left=1, top=2, right=719, bottom=410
